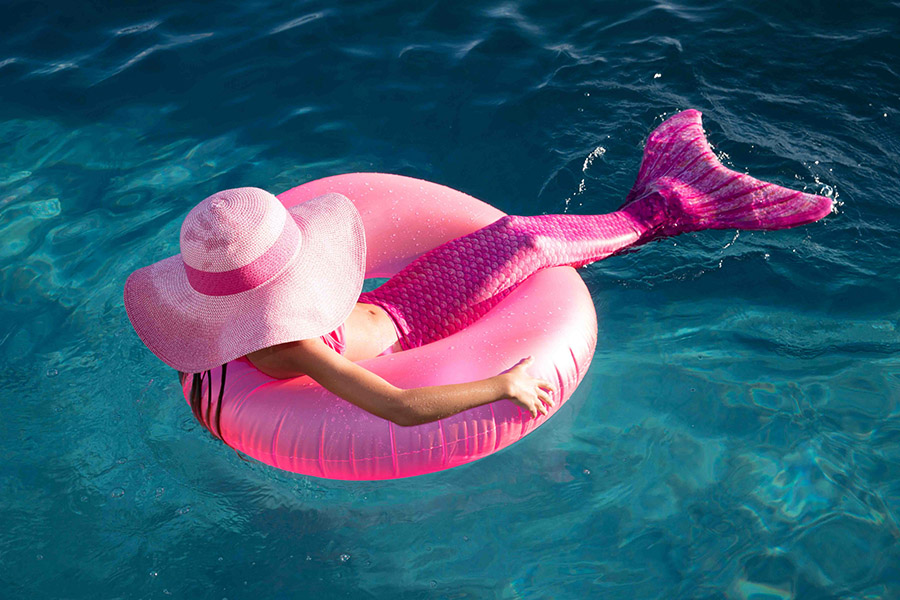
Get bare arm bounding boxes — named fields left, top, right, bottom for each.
left=246, top=339, right=554, bottom=427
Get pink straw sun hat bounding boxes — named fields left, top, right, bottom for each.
left=124, top=187, right=366, bottom=373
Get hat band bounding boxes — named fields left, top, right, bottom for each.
left=183, top=218, right=300, bottom=297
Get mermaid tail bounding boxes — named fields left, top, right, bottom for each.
left=620, top=109, right=833, bottom=238
left=362, top=109, right=832, bottom=349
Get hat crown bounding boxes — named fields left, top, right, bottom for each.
left=180, top=188, right=289, bottom=273
left=124, top=187, right=366, bottom=373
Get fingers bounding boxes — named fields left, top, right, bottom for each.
left=531, top=388, right=555, bottom=418
left=509, top=357, right=560, bottom=419
left=525, top=395, right=557, bottom=419
left=536, top=379, right=555, bottom=407
left=538, top=394, right=552, bottom=415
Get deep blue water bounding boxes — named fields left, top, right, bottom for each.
left=2, top=1, right=899, bottom=598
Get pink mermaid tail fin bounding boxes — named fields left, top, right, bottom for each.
left=620, top=109, right=833, bottom=238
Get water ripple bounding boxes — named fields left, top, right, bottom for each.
left=2, top=0, right=900, bottom=598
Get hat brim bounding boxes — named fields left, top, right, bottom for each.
left=124, top=192, right=366, bottom=373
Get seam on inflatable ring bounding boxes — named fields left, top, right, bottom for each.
left=438, top=420, right=447, bottom=468
left=349, top=434, right=357, bottom=479
left=569, top=347, right=580, bottom=382
left=489, top=405, right=500, bottom=454
left=318, top=425, right=327, bottom=475
left=271, top=408, right=288, bottom=472
left=388, top=422, right=400, bottom=477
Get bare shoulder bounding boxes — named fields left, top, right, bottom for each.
left=246, top=338, right=330, bottom=379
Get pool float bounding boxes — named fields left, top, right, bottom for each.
left=181, top=173, right=597, bottom=480
left=167, top=110, right=833, bottom=480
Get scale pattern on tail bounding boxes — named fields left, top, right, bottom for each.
left=362, top=109, right=833, bottom=350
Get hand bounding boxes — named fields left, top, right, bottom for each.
left=499, top=357, right=556, bottom=418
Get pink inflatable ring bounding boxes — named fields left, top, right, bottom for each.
left=182, top=173, right=597, bottom=480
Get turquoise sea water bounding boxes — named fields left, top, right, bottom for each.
left=2, top=1, right=899, bottom=598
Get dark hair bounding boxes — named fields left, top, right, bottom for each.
left=178, top=367, right=248, bottom=461
left=178, top=366, right=248, bottom=461
left=178, top=365, right=229, bottom=444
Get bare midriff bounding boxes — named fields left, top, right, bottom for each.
left=245, top=301, right=402, bottom=379
left=341, top=301, right=402, bottom=360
